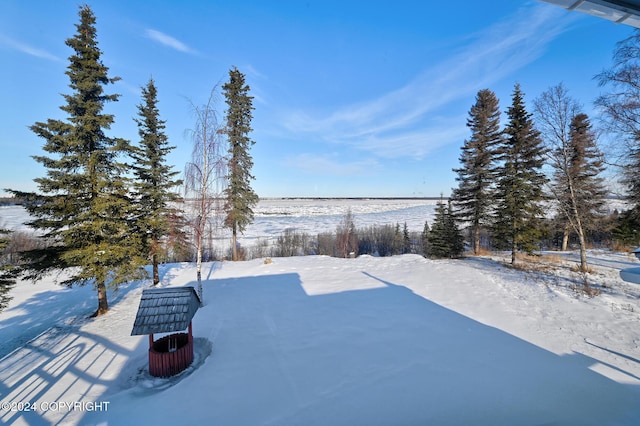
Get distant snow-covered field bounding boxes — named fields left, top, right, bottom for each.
left=247, top=198, right=437, bottom=242
left=3, top=197, right=626, bottom=235
left=1, top=198, right=440, bottom=249
left=0, top=206, right=33, bottom=233
left=1, top=197, right=628, bottom=253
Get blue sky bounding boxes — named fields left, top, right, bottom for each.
left=0, top=1, right=635, bottom=198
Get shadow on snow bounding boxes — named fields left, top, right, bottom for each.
left=84, top=268, right=640, bottom=426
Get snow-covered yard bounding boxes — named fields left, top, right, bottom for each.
left=0, top=251, right=639, bottom=425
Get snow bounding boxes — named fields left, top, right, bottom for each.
left=1, top=199, right=640, bottom=425
left=1, top=199, right=440, bottom=248
left=0, top=206, right=34, bottom=233
left=0, top=252, right=639, bottom=425
left=251, top=198, right=436, bottom=241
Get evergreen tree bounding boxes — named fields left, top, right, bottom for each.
left=421, top=220, right=430, bottom=257
left=429, top=202, right=449, bottom=258
left=493, top=84, right=548, bottom=265
left=222, top=67, right=259, bottom=261
left=446, top=202, right=465, bottom=257
left=551, top=113, right=606, bottom=270
left=452, top=89, right=502, bottom=254
left=393, top=222, right=403, bottom=255
left=0, top=229, right=17, bottom=312
left=10, top=5, right=145, bottom=316
left=164, top=208, right=191, bottom=262
left=402, top=222, right=411, bottom=254
left=613, top=209, right=640, bottom=246
left=132, top=78, right=184, bottom=285
left=429, top=200, right=464, bottom=258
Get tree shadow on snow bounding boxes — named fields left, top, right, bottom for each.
left=0, top=323, right=139, bottom=425
left=85, top=269, right=640, bottom=426
left=0, top=280, right=139, bottom=359
left=585, top=339, right=640, bottom=381
left=0, top=280, right=144, bottom=425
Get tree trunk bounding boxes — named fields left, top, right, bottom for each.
left=196, top=242, right=203, bottom=304
left=92, top=280, right=109, bottom=317
left=511, top=222, right=517, bottom=265
left=578, top=230, right=588, bottom=273
left=568, top=177, right=589, bottom=273
left=561, top=227, right=569, bottom=251
left=152, top=253, right=159, bottom=286
left=473, top=225, right=480, bottom=255
left=232, top=225, right=238, bottom=261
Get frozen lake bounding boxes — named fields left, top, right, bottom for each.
left=250, top=198, right=438, bottom=237
left=0, top=205, right=34, bottom=232
left=0, top=198, right=441, bottom=248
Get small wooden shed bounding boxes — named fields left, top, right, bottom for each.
left=131, top=287, right=201, bottom=377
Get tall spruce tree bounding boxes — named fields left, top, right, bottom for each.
left=222, top=67, right=259, bottom=261
left=493, top=84, right=548, bottom=265
left=452, top=89, right=502, bottom=254
left=0, top=228, right=17, bottom=312
left=556, top=113, right=606, bottom=271
left=10, top=5, right=145, bottom=316
left=132, top=78, right=184, bottom=285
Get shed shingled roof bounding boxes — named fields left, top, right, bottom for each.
left=131, top=287, right=201, bottom=336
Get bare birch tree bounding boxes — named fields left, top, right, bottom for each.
left=184, top=88, right=227, bottom=303
left=534, top=84, right=606, bottom=273
left=534, top=84, right=581, bottom=251
left=596, top=31, right=640, bottom=231
left=336, top=209, right=358, bottom=258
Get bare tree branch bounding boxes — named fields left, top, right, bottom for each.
left=183, top=87, right=228, bottom=303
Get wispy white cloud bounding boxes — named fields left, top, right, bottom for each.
left=282, top=3, right=574, bottom=160
left=116, top=79, right=143, bottom=97
left=240, top=65, right=268, bottom=105
left=284, top=153, right=380, bottom=176
left=243, top=64, right=267, bottom=81
left=351, top=116, right=469, bottom=160
left=145, top=29, right=197, bottom=54
left=0, top=34, right=62, bottom=62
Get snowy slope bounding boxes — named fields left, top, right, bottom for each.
left=0, top=253, right=639, bottom=425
